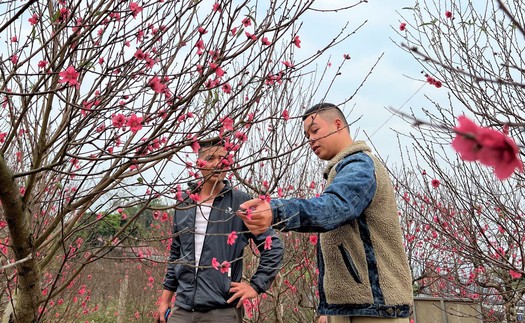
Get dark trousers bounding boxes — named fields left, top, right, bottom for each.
left=168, top=306, right=243, bottom=323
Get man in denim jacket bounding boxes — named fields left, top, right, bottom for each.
left=238, top=103, right=413, bottom=323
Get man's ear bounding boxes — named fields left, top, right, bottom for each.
left=334, top=118, right=344, bottom=131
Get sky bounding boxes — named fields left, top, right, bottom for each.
left=298, top=1, right=450, bottom=166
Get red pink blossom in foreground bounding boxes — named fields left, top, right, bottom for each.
left=452, top=116, right=523, bottom=180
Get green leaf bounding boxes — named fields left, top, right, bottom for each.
left=51, top=10, right=61, bottom=23
left=136, top=177, right=143, bottom=183
left=419, top=18, right=438, bottom=27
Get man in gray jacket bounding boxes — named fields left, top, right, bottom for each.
left=158, top=140, right=283, bottom=323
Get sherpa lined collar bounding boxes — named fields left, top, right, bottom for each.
left=323, top=141, right=371, bottom=180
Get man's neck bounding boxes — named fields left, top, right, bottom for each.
left=199, top=180, right=225, bottom=202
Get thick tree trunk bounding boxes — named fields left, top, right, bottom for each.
left=0, top=156, right=40, bottom=322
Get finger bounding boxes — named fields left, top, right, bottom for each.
left=237, top=295, right=248, bottom=308
left=227, top=291, right=241, bottom=304
left=239, top=199, right=260, bottom=212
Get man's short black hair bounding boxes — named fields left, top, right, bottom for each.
left=197, top=137, right=225, bottom=151
left=302, top=102, right=348, bottom=127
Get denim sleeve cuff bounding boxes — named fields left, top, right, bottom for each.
left=269, top=199, right=284, bottom=223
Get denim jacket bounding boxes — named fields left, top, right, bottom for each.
left=270, top=141, right=413, bottom=318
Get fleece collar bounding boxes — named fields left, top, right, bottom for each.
left=323, top=141, right=371, bottom=180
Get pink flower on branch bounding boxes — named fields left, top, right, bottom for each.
left=190, top=138, right=200, bottom=153
left=211, top=258, right=230, bottom=273
left=134, top=49, right=147, bottom=60
left=219, top=116, right=234, bottom=136
left=227, top=231, right=238, bottom=245
left=219, top=260, right=230, bottom=273
left=211, top=257, right=220, bottom=270
left=509, top=270, right=522, bottom=279
left=264, top=235, right=272, bottom=250
left=426, top=75, right=442, bottom=88
left=209, top=63, right=225, bottom=78
left=282, top=61, right=294, bottom=68
left=221, top=83, right=232, bottom=94
left=451, top=116, right=523, bottom=180
left=148, top=76, right=166, bottom=93
left=261, top=37, right=271, bottom=46
left=187, top=192, right=199, bottom=202
left=129, top=2, right=143, bottom=18
left=241, top=17, right=252, bottom=27
left=292, top=35, right=301, bottom=48
left=198, top=26, right=207, bottom=35
left=58, top=66, right=80, bottom=87
left=126, top=114, right=143, bottom=133
left=28, top=14, right=39, bottom=25
left=245, top=31, right=257, bottom=41
left=282, top=109, right=290, bottom=121
left=431, top=179, right=440, bottom=188
left=112, top=113, right=126, bottom=128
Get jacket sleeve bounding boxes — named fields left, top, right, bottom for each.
left=163, top=211, right=181, bottom=292
left=269, top=153, right=377, bottom=233
left=245, top=228, right=284, bottom=294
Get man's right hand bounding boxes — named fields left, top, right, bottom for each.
left=157, top=300, right=171, bottom=322
left=236, top=198, right=273, bottom=235
left=157, top=290, right=174, bottom=322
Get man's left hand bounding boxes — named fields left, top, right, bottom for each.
left=227, top=282, right=258, bottom=308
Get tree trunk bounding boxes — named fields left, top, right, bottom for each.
left=116, top=273, right=129, bottom=323
left=0, top=156, right=40, bottom=322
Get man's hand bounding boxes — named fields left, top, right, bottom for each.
left=318, top=315, right=328, bottom=323
left=156, top=290, right=174, bottom=322
left=227, top=282, right=259, bottom=308
left=236, top=198, right=273, bottom=235
left=156, top=301, right=170, bottom=323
